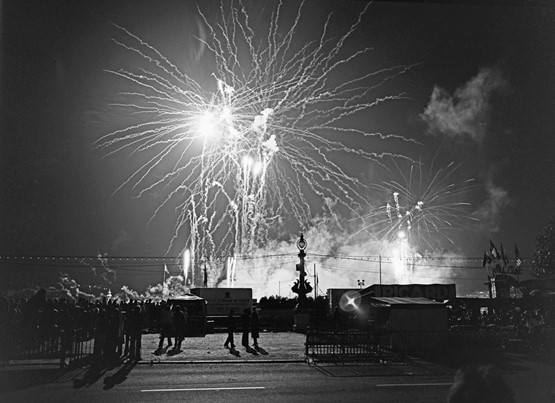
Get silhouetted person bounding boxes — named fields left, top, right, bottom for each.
left=224, top=309, right=236, bottom=349
left=158, top=303, right=173, bottom=349
left=241, top=308, right=251, bottom=348
left=251, top=307, right=260, bottom=348
left=447, top=365, right=515, bottom=403
left=128, top=306, right=143, bottom=361
left=173, top=306, right=187, bottom=350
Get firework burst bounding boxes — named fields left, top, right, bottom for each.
left=354, top=158, right=479, bottom=252
left=95, top=0, right=416, bottom=285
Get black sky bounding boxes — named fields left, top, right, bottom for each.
left=1, top=0, right=554, bottom=295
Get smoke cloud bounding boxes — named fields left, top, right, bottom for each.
left=215, top=216, right=474, bottom=299
left=473, top=178, right=511, bottom=233
left=421, top=68, right=508, bottom=143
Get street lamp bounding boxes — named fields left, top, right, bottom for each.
left=292, top=233, right=311, bottom=307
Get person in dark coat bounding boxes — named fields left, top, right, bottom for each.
left=251, top=307, right=260, bottom=348
left=172, top=305, right=187, bottom=350
left=158, top=303, right=174, bottom=350
left=128, top=305, right=143, bottom=361
left=240, top=308, right=250, bottom=348
left=224, top=309, right=236, bottom=349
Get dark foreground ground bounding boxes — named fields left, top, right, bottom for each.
left=1, top=331, right=554, bottom=402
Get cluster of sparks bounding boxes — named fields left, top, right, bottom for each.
left=356, top=159, right=479, bottom=253
left=96, top=0, right=418, bottom=286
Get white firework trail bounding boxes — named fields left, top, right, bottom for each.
left=354, top=158, right=479, bottom=252
left=95, top=0, right=417, bottom=286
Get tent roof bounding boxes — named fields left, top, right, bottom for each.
left=168, top=294, right=205, bottom=301
left=370, top=297, right=445, bottom=306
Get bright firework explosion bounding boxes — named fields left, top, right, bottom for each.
left=96, top=0, right=416, bottom=286
left=354, top=158, right=479, bottom=254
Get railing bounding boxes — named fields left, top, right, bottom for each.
left=305, top=330, right=379, bottom=362
left=0, top=326, right=97, bottom=368
left=305, top=329, right=449, bottom=362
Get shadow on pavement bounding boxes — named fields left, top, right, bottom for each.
left=0, top=367, right=81, bottom=393
left=245, top=346, right=258, bottom=355
left=255, top=346, right=269, bottom=355
left=153, top=346, right=170, bottom=356
left=103, top=360, right=137, bottom=390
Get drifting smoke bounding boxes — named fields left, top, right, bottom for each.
left=473, top=178, right=511, bottom=233
left=421, top=67, right=508, bottom=143
left=213, top=216, right=475, bottom=299
left=57, top=273, right=96, bottom=301
left=117, top=285, right=144, bottom=302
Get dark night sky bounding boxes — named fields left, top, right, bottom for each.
left=1, top=0, right=554, bottom=296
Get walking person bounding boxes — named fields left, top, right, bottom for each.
left=240, top=308, right=251, bottom=348
left=129, top=305, right=143, bottom=361
left=173, top=305, right=187, bottom=351
left=251, top=307, right=260, bottom=349
left=158, top=302, right=173, bottom=350
left=224, top=309, right=236, bottom=349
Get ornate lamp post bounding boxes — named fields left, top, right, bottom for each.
left=292, top=233, right=312, bottom=331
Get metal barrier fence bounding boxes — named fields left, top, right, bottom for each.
left=62, top=332, right=96, bottom=367
left=1, top=329, right=97, bottom=368
left=305, top=330, right=379, bottom=362
left=305, top=329, right=448, bottom=362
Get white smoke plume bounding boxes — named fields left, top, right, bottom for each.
left=473, top=178, right=511, bottom=233
left=117, top=285, right=144, bottom=302
left=421, top=67, right=508, bottom=143
left=57, top=273, right=97, bottom=301
left=214, top=216, right=477, bottom=299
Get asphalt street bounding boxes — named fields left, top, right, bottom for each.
left=1, top=332, right=554, bottom=402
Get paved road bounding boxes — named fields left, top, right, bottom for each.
left=2, top=358, right=555, bottom=403
left=1, top=331, right=554, bottom=402
left=0, top=362, right=456, bottom=403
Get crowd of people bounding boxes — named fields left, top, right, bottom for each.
left=447, top=299, right=553, bottom=329
left=0, top=289, right=267, bottom=364
left=2, top=288, right=553, bottom=365
left=0, top=289, right=153, bottom=364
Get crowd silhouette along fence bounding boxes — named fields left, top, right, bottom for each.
left=1, top=289, right=553, bottom=367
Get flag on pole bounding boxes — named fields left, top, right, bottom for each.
left=515, top=243, right=521, bottom=267
left=489, top=240, right=500, bottom=260
left=164, top=264, right=170, bottom=275
left=482, top=250, right=492, bottom=268
left=500, top=243, right=509, bottom=267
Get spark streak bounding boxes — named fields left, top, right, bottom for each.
left=354, top=158, right=479, bottom=252
left=96, top=1, right=416, bottom=286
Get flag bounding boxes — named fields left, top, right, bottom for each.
left=489, top=240, right=500, bottom=260
left=164, top=264, right=170, bottom=275
left=500, top=243, right=509, bottom=267
left=515, top=243, right=521, bottom=267
left=482, top=250, right=492, bottom=268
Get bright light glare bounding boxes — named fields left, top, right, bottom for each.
left=197, top=111, right=217, bottom=137
left=221, top=106, right=232, bottom=121
left=252, top=161, right=263, bottom=176
left=242, top=155, right=253, bottom=169
left=339, top=290, right=361, bottom=312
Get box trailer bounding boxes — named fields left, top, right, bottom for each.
left=190, top=288, right=253, bottom=316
